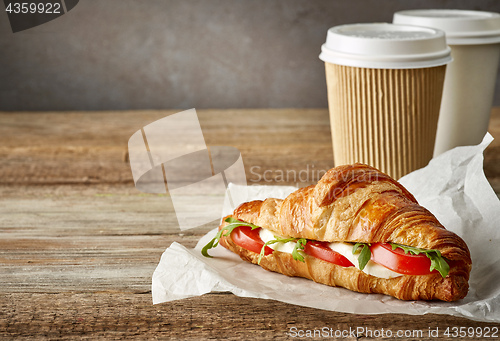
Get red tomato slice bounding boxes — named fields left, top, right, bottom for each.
left=370, top=243, right=435, bottom=275
left=231, top=226, right=273, bottom=256
left=303, top=241, right=354, bottom=267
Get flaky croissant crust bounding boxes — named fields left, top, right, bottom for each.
left=220, top=163, right=471, bottom=301
left=219, top=235, right=469, bottom=301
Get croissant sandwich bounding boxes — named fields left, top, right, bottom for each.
left=202, top=163, right=471, bottom=301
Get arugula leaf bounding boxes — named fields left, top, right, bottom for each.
left=292, top=239, right=308, bottom=263
left=390, top=243, right=450, bottom=278
left=257, top=236, right=307, bottom=264
left=201, top=217, right=307, bottom=265
left=352, top=242, right=371, bottom=270
left=258, top=236, right=293, bottom=263
left=201, top=217, right=260, bottom=258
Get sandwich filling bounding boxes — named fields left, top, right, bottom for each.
left=202, top=217, right=450, bottom=279
left=259, top=227, right=402, bottom=279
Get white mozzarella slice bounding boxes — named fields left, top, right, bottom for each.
left=258, top=228, right=403, bottom=279
left=259, top=228, right=296, bottom=254
left=327, top=242, right=403, bottom=279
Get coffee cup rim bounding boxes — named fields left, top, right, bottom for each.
left=319, top=23, right=452, bottom=69
left=393, top=9, right=500, bottom=45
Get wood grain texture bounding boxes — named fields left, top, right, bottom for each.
left=0, top=293, right=497, bottom=340
left=0, top=108, right=499, bottom=340
left=0, top=109, right=334, bottom=187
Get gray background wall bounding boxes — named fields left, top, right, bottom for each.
left=1, top=0, right=500, bottom=111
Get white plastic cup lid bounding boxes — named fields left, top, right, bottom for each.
left=393, top=9, right=500, bottom=45
left=319, top=23, right=452, bottom=69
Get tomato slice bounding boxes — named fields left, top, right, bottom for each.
left=231, top=226, right=273, bottom=256
left=303, top=241, right=354, bottom=267
left=370, top=243, right=435, bottom=275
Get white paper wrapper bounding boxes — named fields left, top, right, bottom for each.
left=152, top=133, right=500, bottom=322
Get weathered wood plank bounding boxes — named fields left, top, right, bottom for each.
left=0, top=186, right=208, bottom=293
left=0, top=109, right=334, bottom=186
left=0, top=293, right=498, bottom=340
left=1, top=108, right=499, bottom=190
left=1, top=109, right=499, bottom=339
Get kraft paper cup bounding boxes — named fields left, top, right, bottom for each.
left=319, top=23, right=451, bottom=179
left=393, top=10, right=500, bottom=156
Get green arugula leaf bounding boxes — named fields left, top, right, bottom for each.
left=428, top=253, right=450, bottom=278
left=352, top=242, right=371, bottom=270
left=201, top=217, right=260, bottom=258
left=292, top=239, right=308, bottom=263
left=352, top=242, right=363, bottom=254
left=258, top=235, right=293, bottom=263
left=257, top=236, right=307, bottom=264
left=390, top=243, right=450, bottom=278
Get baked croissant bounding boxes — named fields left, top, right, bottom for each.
left=213, top=163, right=471, bottom=301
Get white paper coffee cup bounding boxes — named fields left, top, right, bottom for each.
left=393, top=9, right=500, bottom=156
left=320, top=23, right=451, bottom=179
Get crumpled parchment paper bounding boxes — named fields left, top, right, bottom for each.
left=152, top=133, right=500, bottom=323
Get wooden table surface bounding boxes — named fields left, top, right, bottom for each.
left=1, top=108, right=500, bottom=340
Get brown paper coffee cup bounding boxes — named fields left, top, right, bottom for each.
left=325, top=63, right=446, bottom=180
left=319, top=23, right=452, bottom=179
